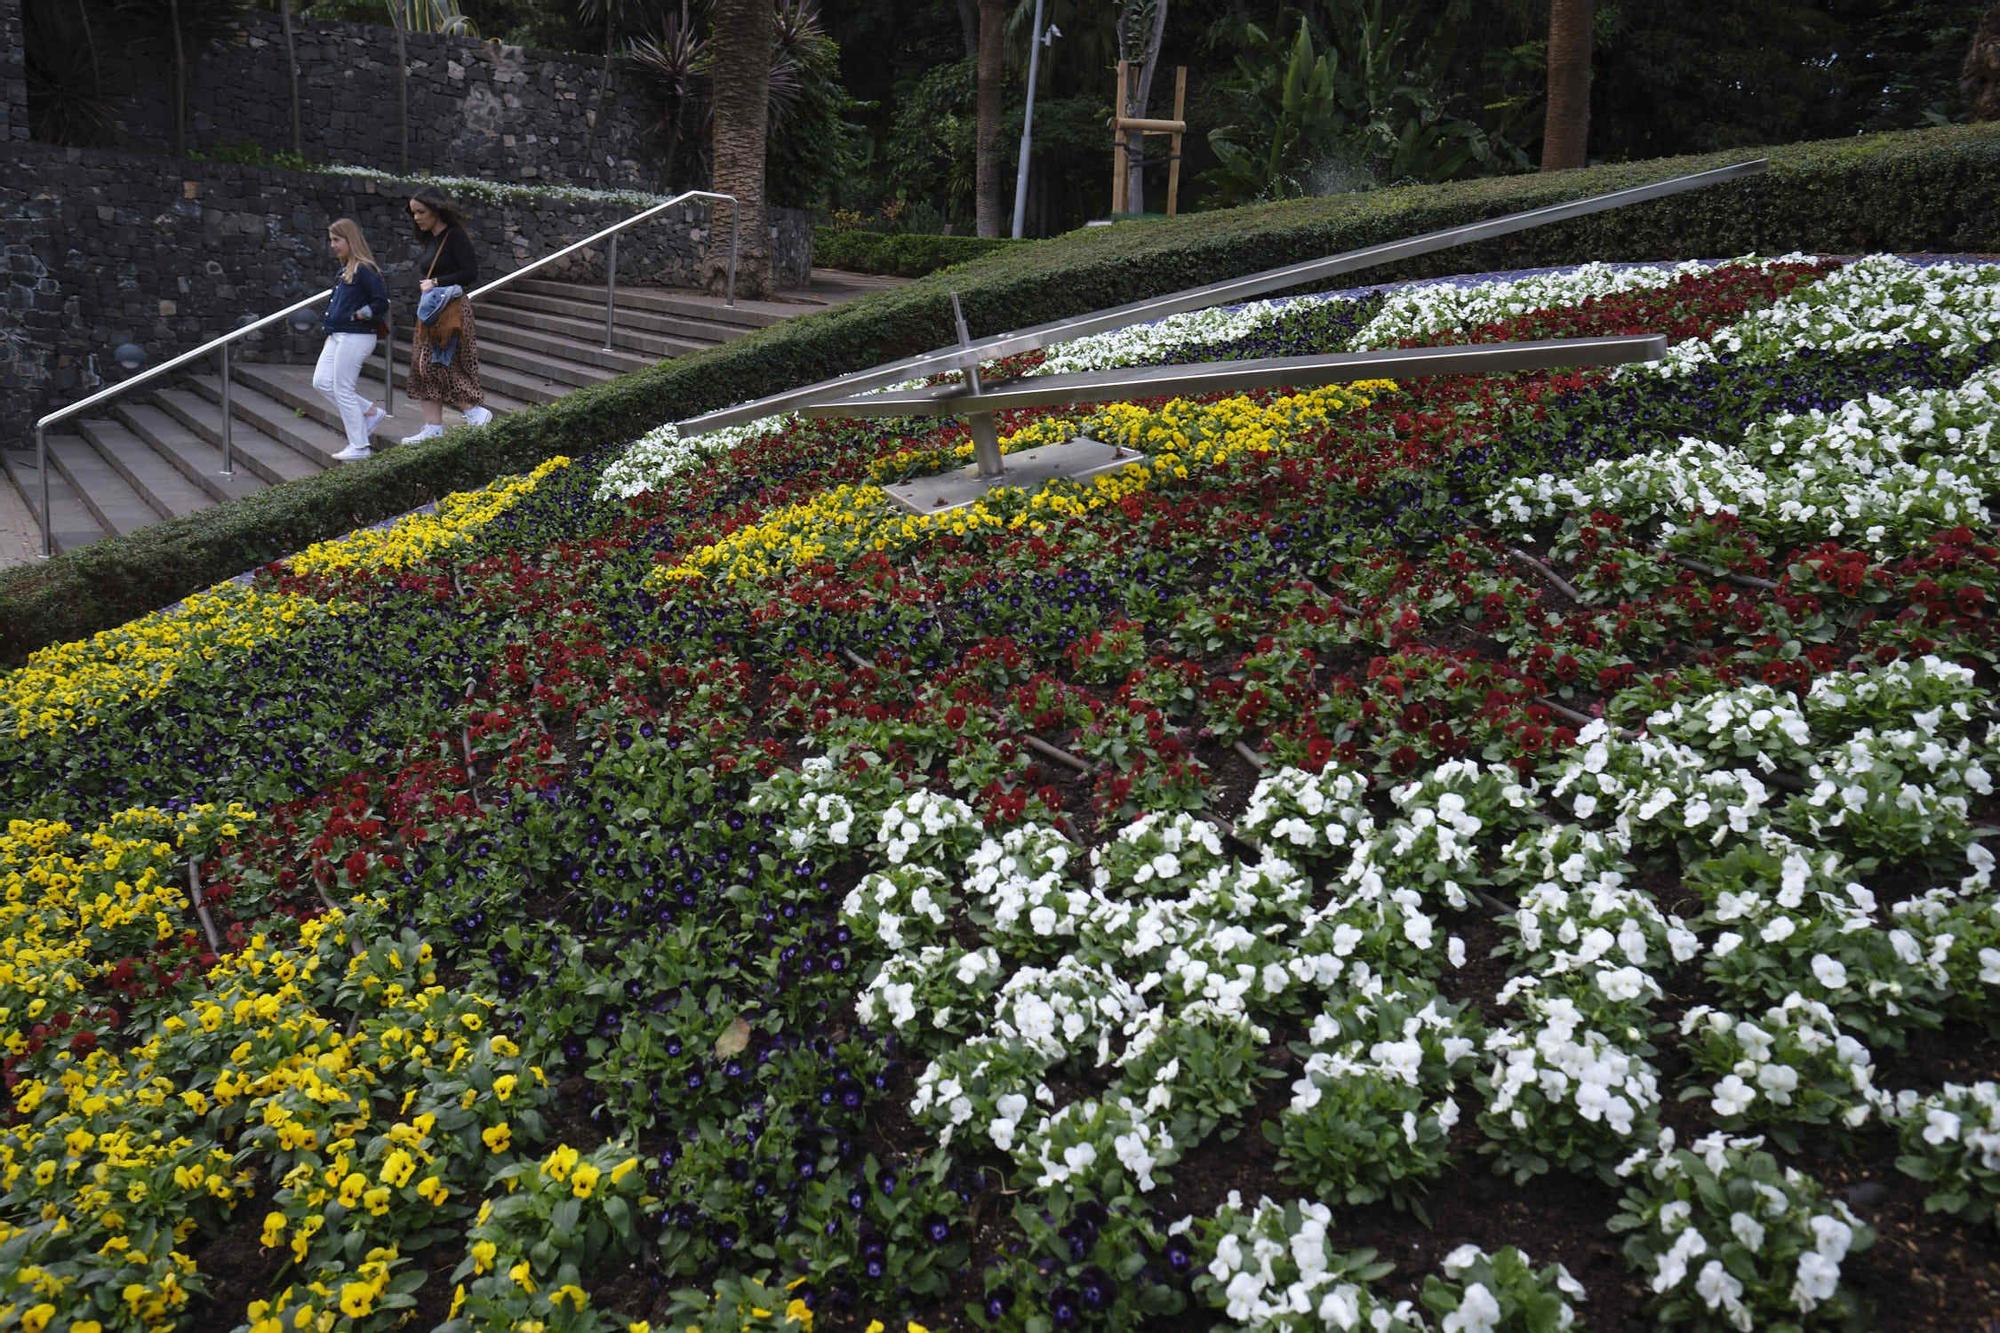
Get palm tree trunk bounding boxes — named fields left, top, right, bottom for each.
left=974, top=0, right=1005, bottom=237
left=281, top=0, right=302, bottom=158
left=1541, top=0, right=1592, bottom=171
left=705, top=0, right=774, bottom=297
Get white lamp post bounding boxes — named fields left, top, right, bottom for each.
left=1010, top=7, right=1060, bottom=240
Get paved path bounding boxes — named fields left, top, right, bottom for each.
left=0, top=464, right=39, bottom=571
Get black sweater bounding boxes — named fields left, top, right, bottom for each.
left=420, top=226, right=478, bottom=290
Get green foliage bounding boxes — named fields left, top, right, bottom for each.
left=7, top=122, right=2000, bottom=666
left=620, top=0, right=863, bottom=208
left=811, top=229, right=1018, bottom=277
left=188, top=141, right=313, bottom=171
left=763, top=0, right=867, bottom=210
left=883, top=58, right=979, bottom=229
left=1203, top=0, right=1526, bottom=206
left=22, top=0, right=118, bottom=148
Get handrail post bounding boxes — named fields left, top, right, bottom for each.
left=219, top=343, right=234, bottom=477
left=383, top=308, right=395, bottom=416
left=36, top=424, right=50, bottom=558
left=726, top=202, right=739, bottom=308
left=604, top=233, right=619, bottom=352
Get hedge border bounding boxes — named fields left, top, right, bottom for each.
left=812, top=229, right=1021, bottom=278
left=5, top=122, right=2000, bottom=666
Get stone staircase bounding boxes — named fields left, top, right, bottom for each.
left=2, top=271, right=902, bottom=556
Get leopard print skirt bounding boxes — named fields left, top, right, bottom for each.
left=407, top=301, right=485, bottom=411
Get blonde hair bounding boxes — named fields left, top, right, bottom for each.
left=327, top=218, right=380, bottom=282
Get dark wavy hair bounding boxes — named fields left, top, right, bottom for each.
left=407, top=187, right=468, bottom=236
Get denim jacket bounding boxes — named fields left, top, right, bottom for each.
left=324, top=264, right=389, bottom=337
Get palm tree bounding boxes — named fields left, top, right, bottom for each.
left=706, top=0, right=775, bottom=297
left=628, top=3, right=704, bottom=189
left=975, top=0, right=1006, bottom=237
left=1541, top=0, right=1591, bottom=170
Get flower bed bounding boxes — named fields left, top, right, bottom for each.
left=3, top=253, right=1999, bottom=1331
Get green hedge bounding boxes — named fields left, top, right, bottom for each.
left=812, top=228, right=1020, bottom=277
left=7, top=123, right=2000, bottom=666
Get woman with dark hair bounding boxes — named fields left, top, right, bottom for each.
left=400, top=188, right=493, bottom=444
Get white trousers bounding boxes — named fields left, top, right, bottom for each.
left=312, top=332, right=379, bottom=449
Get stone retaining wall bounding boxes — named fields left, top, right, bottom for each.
left=1, top=0, right=24, bottom=144
left=109, top=12, right=655, bottom=191
left=0, top=143, right=811, bottom=447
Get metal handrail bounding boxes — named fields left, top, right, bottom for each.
left=30, top=187, right=741, bottom=558
left=677, top=158, right=1768, bottom=437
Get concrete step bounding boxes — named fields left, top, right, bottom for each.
left=475, top=299, right=711, bottom=361
left=150, top=387, right=320, bottom=487
left=183, top=374, right=349, bottom=470
left=469, top=335, right=622, bottom=391
left=1, top=443, right=108, bottom=554
left=810, top=267, right=908, bottom=301
left=45, top=432, right=161, bottom=537
left=470, top=315, right=661, bottom=376
left=76, top=417, right=212, bottom=520
left=112, top=402, right=273, bottom=505
left=231, top=362, right=528, bottom=444
left=376, top=338, right=568, bottom=404
left=502, top=277, right=792, bottom=328
left=479, top=288, right=744, bottom=350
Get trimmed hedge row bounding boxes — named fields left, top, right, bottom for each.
left=812, top=228, right=1021, bottom=277
left=6, top=122, right=2000, bottom=666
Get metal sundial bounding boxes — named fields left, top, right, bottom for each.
left=678, top=159, right=1767, bottom=515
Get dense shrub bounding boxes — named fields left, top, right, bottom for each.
left=812, top=228, right=1019, bottom=276
left=6, top=122, right=2000, bottom=665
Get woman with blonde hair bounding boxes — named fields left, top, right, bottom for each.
left=315, top=217, right=391, bottom=462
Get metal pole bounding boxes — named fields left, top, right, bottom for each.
left=1011, top=0, right=1047, bottom=240
left=951, top=292, right=1004, bottom=480
left=604, top=233, right=619, bottom=351
left=725, top=205, right=739, bottom=308
left=383, top=309, right=395, bottom=416
left=219, top=343, right=234, bottom=477
left=36, top=424, right=50, bottom=558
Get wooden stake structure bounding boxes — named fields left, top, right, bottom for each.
left=1112, top=61, right=1188, bottom=217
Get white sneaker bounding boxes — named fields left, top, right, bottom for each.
left=399, top=424, right=445, bottom=445
left=462, top=405, right=494, bottom=427
left=362, top=403, right=387, bottom=434
left=331, top=443, right=373, bottom=462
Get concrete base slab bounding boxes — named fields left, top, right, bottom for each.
left=884, top=436, right=1142, bottom=515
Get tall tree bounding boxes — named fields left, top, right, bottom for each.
left=1540, top=0, right=1591, bottom=170
left=705, top=0, right=774, bottom=297
left=975, top=0, right=1005, bottom=236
